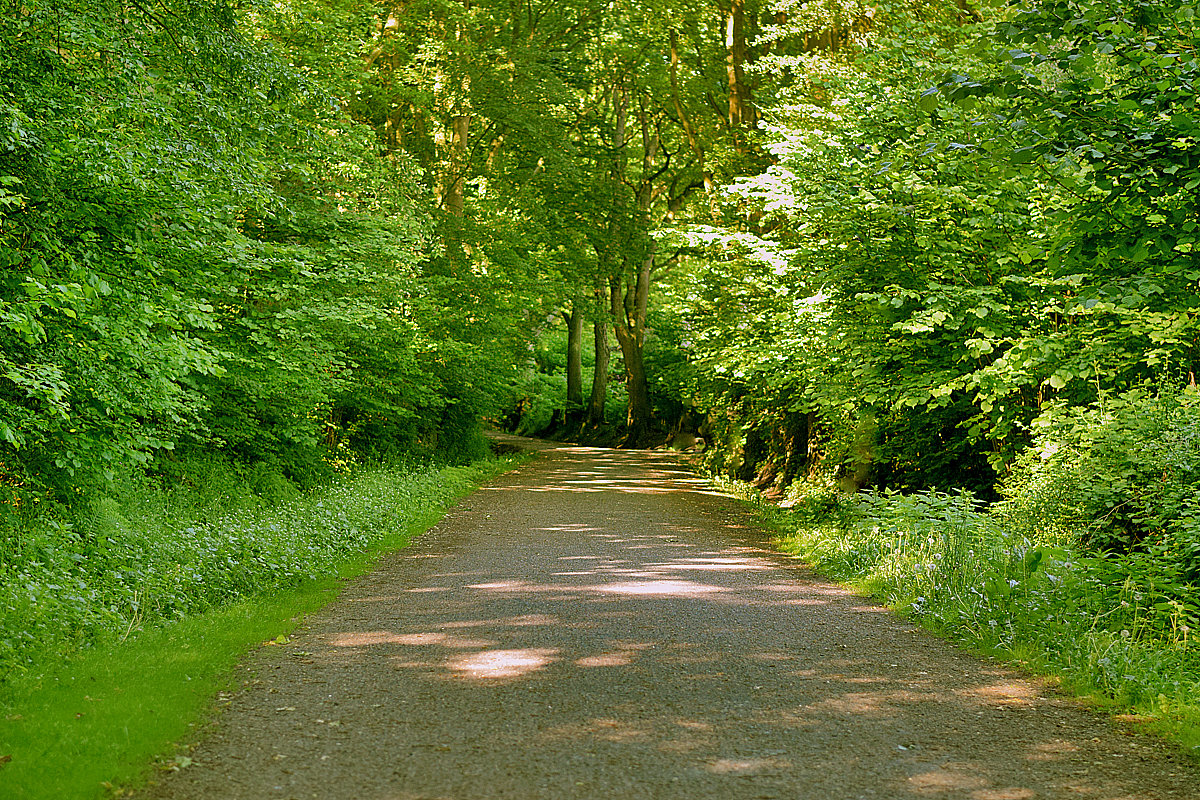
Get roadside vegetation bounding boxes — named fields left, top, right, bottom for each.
left=0, top=455, right=522, bottom=800
left=1, top=458, right=519, bottom=677
left=722, top=385, right=1200, bottom=755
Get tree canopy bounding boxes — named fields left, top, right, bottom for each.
left=3, top=0, right=1199, bottom=553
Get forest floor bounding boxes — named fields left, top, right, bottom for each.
left=138, top=438, right=1199, bottom=800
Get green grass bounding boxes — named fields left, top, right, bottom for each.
left=0, top=455, right=525, bottom=800
left=0, top=586, right=330, bottom=799
left=715, top=477, right=1200, bottom=760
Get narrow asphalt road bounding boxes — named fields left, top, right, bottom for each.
left=141, top=444, right=1199, bottom=799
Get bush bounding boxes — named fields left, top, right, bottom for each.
left=1000, top=386, right=1200, bottom=572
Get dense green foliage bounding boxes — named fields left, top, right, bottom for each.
left=668, top=0, right=1200, bottom=499
left=0, top=0, right=517, bottom=517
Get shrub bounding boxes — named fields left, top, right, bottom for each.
left=1000, top=386, right=1200, bottom=575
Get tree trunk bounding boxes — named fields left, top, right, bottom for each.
left=780, top=411, right=811, bottom=486
left=670, top=28, right=715, bottom=219
left=612, top=239, right=655, bottom=448
left=565, top=299, right=584, bottom=427
left=606, top=101, right=661, bottom=448
left=615, top=324, right=651, bottom=446
left=442, top=114, right=469, bottom=218
left=438, top=113, right=470, bottom=261
left=726, top=0, right=749, bottom=147
left=586, top=285, right=610, bottom=427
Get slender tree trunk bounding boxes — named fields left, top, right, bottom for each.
left=586, top=282, right=610, bottom=426
left=565, top=299, right=584, bottom=427
left=670, top=28, right=715, bottom=219
left=726, top=0, right=749, bottom=147
left=616, top=104, right=660, bottom=448
left=441, top=114, right=469, bottom=218
left=437, top=113, right=470, bottom=261
left=439, top=113, right=470, bottom=215
left=612, top=238, right=655, bottom=448
left=588, top=79, right=627, bottom=433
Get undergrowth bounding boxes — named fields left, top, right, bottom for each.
left=718, top=475, right=1200, bottom=755
left=0, top=454, right=522, bottom=799
left=0, top=457, right=516, bottom=679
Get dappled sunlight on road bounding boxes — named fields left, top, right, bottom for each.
left=447, top=647, right=559, bottom=680
left=314, top=541, right=1155, bottom=798
left=659, top=556, right=774, bottom=572
left=906, top=766, right=993, bottom=794
left=537, top=524, right=602, bottom=533
left=481, top=445, right=713, bottom=497
left=329, top=630, right=495, bottom=649
left=592, top=579, right=727, bottom=596
left=440, top=547, right=830, bottom=609
left=177, top=443, right=1197, bottom=800
left=955, top=682, right=1039, bottom=707
left=705, top=756, right=792, bottom=775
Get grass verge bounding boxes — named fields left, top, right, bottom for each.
left=715, top=477, right=1200, bottom=760
left=0, top=455, right=525, bottom=800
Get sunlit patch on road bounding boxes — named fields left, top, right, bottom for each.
left=328, top=631, right=495, bottom=649
left=590, top=579, right=727, bottom=596
left=955, top=682, right=1039, bottom=707
left=704, top=756, right=791, bottom=775
left=906, top=765, right=991, bottom=792
left=447, top=647, right=559, bottom=680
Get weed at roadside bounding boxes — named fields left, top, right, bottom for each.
left=0, top=455, right=524, bottom=799
left=719, top=476, right=1200, bottom=759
